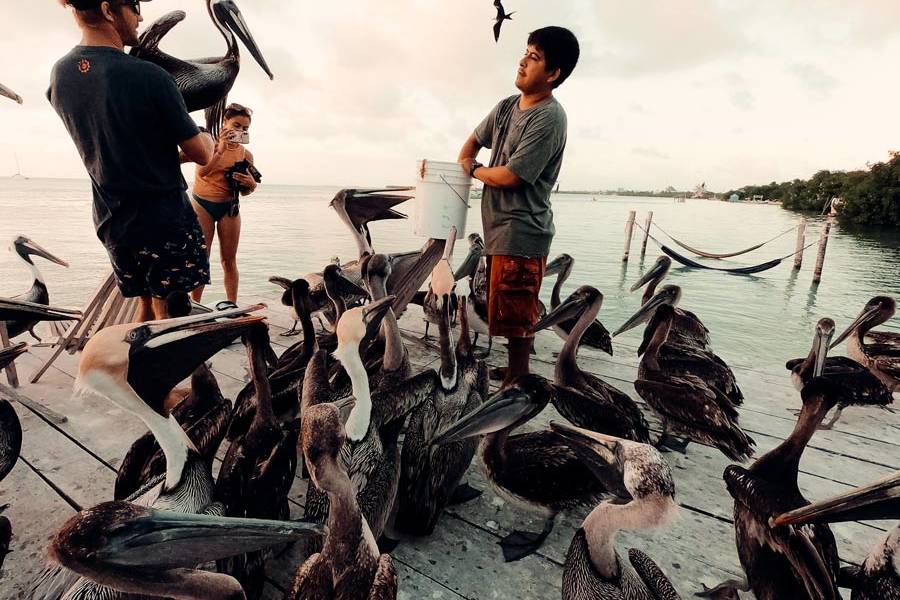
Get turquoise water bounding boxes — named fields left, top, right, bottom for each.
left=1, top=177, right=898, bottom=371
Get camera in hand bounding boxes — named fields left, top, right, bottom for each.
left=225, top=160, right=262, bottom=191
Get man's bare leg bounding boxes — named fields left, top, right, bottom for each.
left=152, top=297, right=169, bottom=320
left=504, top=336, right=533, bottom=387
left=136, top=295, right=155, bottom=323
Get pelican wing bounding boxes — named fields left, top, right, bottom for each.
left=368, top=554, right=399, bottom=600
left=550, top=382, right=650, bottom=443
left=874, top=355, right=900, bottom=380
left=372, top=369, right=440, bottom=426
left=130, top=11, right=188, bottom=68
left=290, top=552, right=333, bottom=597
left=627, top=548, right=682, bottom=600
left=864, top=330, right=900, bottom=353
left=0, top=400, right=22, bottom=482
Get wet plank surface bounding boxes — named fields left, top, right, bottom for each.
left=1, top=293, right=896, bottom=599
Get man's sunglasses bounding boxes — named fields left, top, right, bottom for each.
left=114, top=0, right=141, bottom=15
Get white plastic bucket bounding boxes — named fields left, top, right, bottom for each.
left=413, top=159, right=471, bottom=239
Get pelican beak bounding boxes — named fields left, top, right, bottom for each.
left=126, top=306, right=267, bottom=415
left=0, top=342, right=28, bottom=371
left=0, top=83, right=22, bottom=104
left=630, top=258, right=668, bottom=293
left=332, top=272, right=370, bottom=300
left=442, top=226, right=458, bottom=259
left=432, top=385, right=535, bottom=445
left=831, top=305, right=882, bottom=349
left=453, top=238, right=484, bottom=281
left=361, top=295, right=395, bottom=341
left=0, top=299, right=81, bottom=322
left=53, top=502, right=323, bottom=570
left=21, top=238, right=69, bottom=268
left=533, top=290, right=587, bottom=332
left=773, top=470, right=900, bottom=527
left=543, top=254, right=570, bottom=277
left=811, top=322, right=834, bottom=378
left=613, top=292, right=669, bottom=337
left=214, top=0, right=274, bottom=79
left=549, top=420, right=618, bottom=464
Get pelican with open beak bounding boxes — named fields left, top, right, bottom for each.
left=50, top=501, right=322, bottom=600
left=0, top=83, right=22, bottom=104
left=330, top=187, right=414, bottom=258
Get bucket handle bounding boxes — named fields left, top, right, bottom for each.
left=439, top=174, right=472, bottom=209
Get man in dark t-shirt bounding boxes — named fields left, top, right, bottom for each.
left=48, top=0, right=215, bottom=321
left=458, top=26, right=579, bottom=385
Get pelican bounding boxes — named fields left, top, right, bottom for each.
left=49, top=501, right=322, bottom=600
left=831, top=296, right=900, bottom=392
left=698, top=377, right=841, bottom=600
left=32, top=307, right=267, bottom=599
left=549, top=422, right=682, bottom=600
left=131, top=0, right=274, bottom=136
left=493, top=0, right=515, bottom=42
left=4, top=236, right=70, bottom=340
left=0, top=342, right=27, bottom=482
left=625, top=257, right=711, bottom=349
left=533, top=286, right=650, bottom=442
left=330, top=187, right=414, bottom=258
left=433, top=375, right=621, bottom=562
left=0, top=83, right=23, bottom=104
left=634, top=304, right=754, bottom=460
left=774, top=471, right=900, bottom=600
left=0, top=505, right=9, bottom=570
left=787, top=317, right=892, bottom=429
left=453, top=233, right=491, bottom=352
left=412, top=226, right=461, bottom=340
left=543, top=253, right=614, bottom=355
left=288, top=402, right=397, bottom=599
left=617, top=284, right=743, bottom=406
left=114, top=362, right=231, bottom=501
left=395, top=263, right=488, bottom=536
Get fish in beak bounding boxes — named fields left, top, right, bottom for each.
left=831, top=296, right=895, bottom=349
left=773, top=470, right=900, bottom=527
left=13, top=236, right=69, bottom=268
left=811, top=318, right=835, bottom=378
left=122, top=305, right=267, bottom=416
left=432, top=382, right=542, bottom=445
left=0, top=342, right=27, bottom=371
left=0, top=298, right=81, bottom=323
left=613, top=285, right=680, bottom=337
left=630, top=256, right=671, bottom=293
left=212, top=0, right=275, bottom=79
left=0, top=83, right=22, bottom=104
left=533, top=286, right=593, bottom=333
left=51, top=501, right=323, bottom=571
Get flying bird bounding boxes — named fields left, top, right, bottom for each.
left=493, top=0, right=515, bottom=43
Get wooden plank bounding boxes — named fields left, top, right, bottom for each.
left=0, top=322, right=19, bottom=387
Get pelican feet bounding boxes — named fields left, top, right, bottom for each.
left=694, top=576, right=749, bottom=599
left=498, top=518, right=554, bottom=562
left=280, top=321, right=301, bottom=337
left=656, top=432, right=690, bottom=454
left=448, top=482, right=483, bottom=506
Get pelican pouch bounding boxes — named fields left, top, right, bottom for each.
left=487, top=255, right=547, bottom=338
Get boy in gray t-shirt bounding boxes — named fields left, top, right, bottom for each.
left=459, top=26, right=579, bottom=385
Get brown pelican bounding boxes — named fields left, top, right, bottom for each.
left=617, top=284, right=743, bottom=406
left=543, top=253, right=614, bottom=355
left=787, top=317, right=893, bottom=429
left=831, top=296, right=900, bottom=392
left=288, top=402, right=398, bottom=599
left=433, top=374, right=621, bottom=562
left=698, top=377, right=841, bottom=600
left=330, top=187, right=414, bottom=258
left=412, top=226, right=461, bottom=340
left=625, top=257, right=710, bottom=349
left=4, top=236, right=70, bottom=340
left=774, top=471, right=900, bottom=600
left=493, top=0, right=515, bottom=42
left=454, top=233, right=491, bottom=352
left=533, top=286, right=651, bottom=442
left=0, top=342, right=27, bottom=482
left=114, top=362, right=231, bottom=501
left=131, top=0, right=274, bottom=136
left=395, top=257, right=488, bottom=536
left=49, top=501, right=322, bottom=600
left=0, top=83, right=23, bottom=104
left=0, top=504, right=9, bottom=570
left=549, top=422, right=682, bottom=600
left=634, top=304, right=753, bottom=460
left=215, top=324, right=302, bottom=599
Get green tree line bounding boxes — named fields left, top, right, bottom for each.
left=725, top=151, right=900, bottom=226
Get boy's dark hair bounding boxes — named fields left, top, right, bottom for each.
left=527, top=27, right=580, bottom=88
left=224, top=103, right=253, bottom=122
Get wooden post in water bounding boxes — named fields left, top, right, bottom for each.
left=793, top=218, right=806, bottom=270
left=812, top=219, right=832, bottom=283
left=622, top=210, right=636, bottom=262
left=640, top=211, right=654, bottom=256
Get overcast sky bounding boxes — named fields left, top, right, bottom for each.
left=2, top=0, right=899, bottom=191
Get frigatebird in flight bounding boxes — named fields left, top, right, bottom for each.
left=493, top=0, right=515, bottom=42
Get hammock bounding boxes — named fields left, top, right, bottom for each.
left=653, top=223, right=797, bottom=259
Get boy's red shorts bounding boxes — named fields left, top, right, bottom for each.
left=486, top=255, right=547, bottom=339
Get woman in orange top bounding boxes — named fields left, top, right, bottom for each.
left=191, top=103, right=258, bottom=306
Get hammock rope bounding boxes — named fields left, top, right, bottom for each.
left=651, top=222, right=798, bottom=259
left=635, top=223, right=818, bottom=275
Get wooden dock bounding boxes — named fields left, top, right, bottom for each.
left=1, top=293, right=897, bottom=599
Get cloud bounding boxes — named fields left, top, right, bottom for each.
left=632, top=147, right=670, bottom=160
left=788, top=63, right=839, bottom=98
